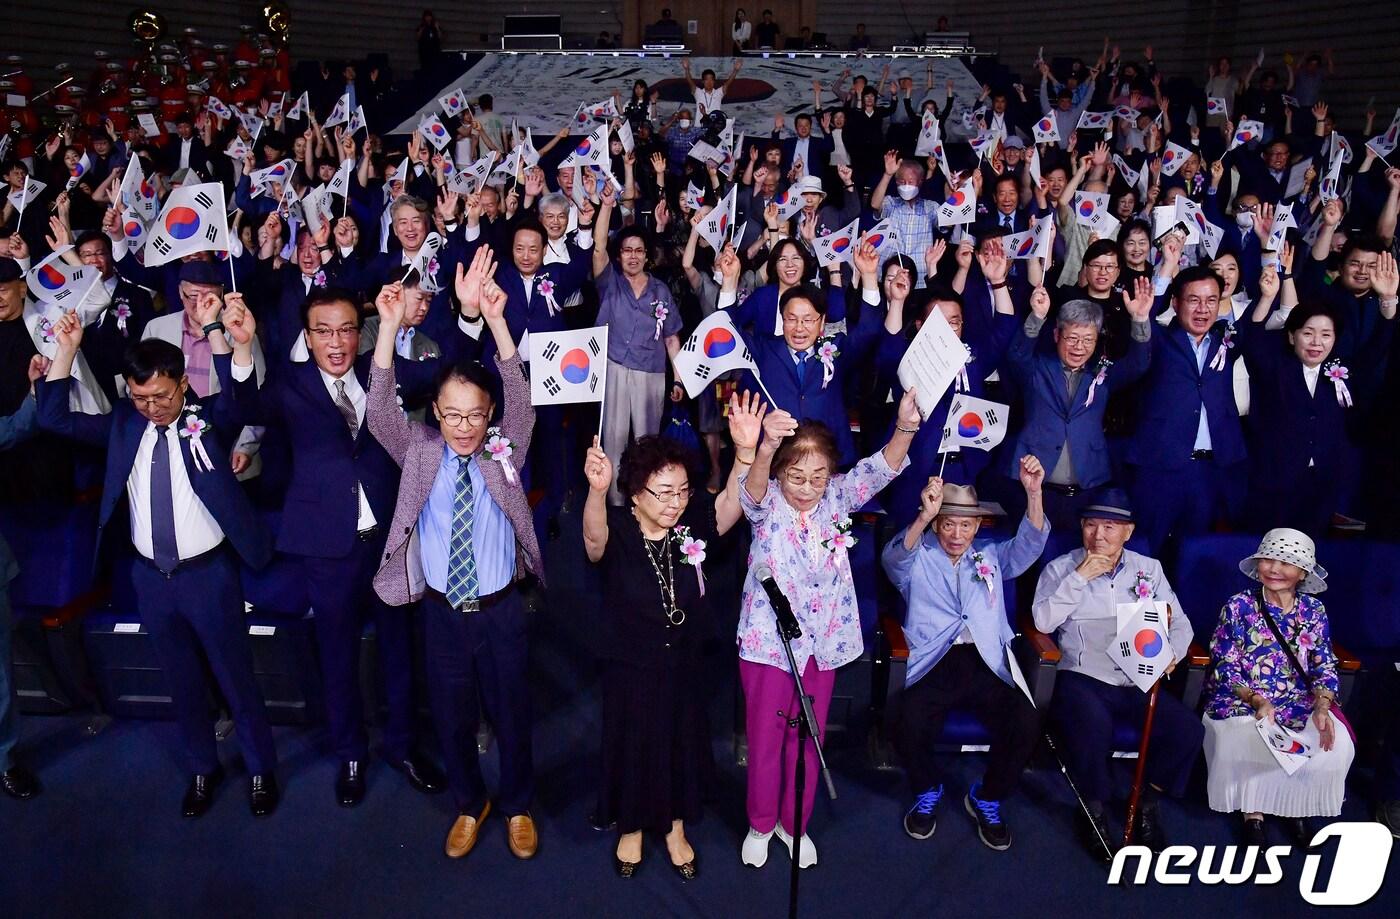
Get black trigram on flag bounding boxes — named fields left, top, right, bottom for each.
left=1137, top=663, right=1156, bottom=676
left=985, top=408, right=1000, bottom=424
left=541, top=341, right=561, bottom=362
left=53, top=289, right=71, bottom=302
left=1118, top=641, right=1131, bottom=657
left=589, top=373, right=600, bottom=392
left=972, top=435, right=992, bottom=446
left=694, top=363, right=711, bottom=380
left=203, top=224, right=220, bottom=242
left=586, top=336, right=601, bottom=356
left=194, top=191, right=214, bottom=209
left=152, top=237, right=172, bottom=255
left=682, top=337, right=698, bottom=352
left=740, top=347, right=752, bottom=362
left=1142, top=608, right=1161, bottom=623
left=543, top=376, right=561, bottom=396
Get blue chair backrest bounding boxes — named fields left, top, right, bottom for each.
left=1314, top=539, right=1400, bottom=657
left=1173, top=534, right=1259, bottom=642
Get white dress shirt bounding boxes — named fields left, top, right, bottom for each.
left=127, top=420, right=225, bottom=561
left=695, top=86, right=724, bottom=116
left=318, top=367, right=378, bottom=531
left=178, top=137, right=193, bottom=170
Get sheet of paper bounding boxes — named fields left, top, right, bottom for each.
left=896, top=308, right=964, bottom=419
left=1255, top=717, right=1311, bottom=775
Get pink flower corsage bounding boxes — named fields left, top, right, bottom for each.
left=1323, top=359, right=1352, bottom=408
left=483, top=426, right=516, bottom=484
left=312, top=269, right=328, bottom=288
left=815, top=335, right=840, bottom=389
left=1208, top=323, right=1236, bottom=371
left=1296, top=631, right=1316, bottom=670
left=674, top=525, right=708, bottom=597
left=178, top=404, right=215, bottom=472
left=114, top=300, right=132, bottom=336
left=1132, top=570, right=1154, bottom=599
left=651, top=299, right=669, bottom=340
left=426, top=256, right=440, bottom=278
left=538, top=275, right=559, bottom=315
left=820, top=514, right=858, bottom=554
left=37, top=317, right=56, bottom=344
left=970, top=549, right=995, bottom=599
left=1083, top=356, right=1112, bottom=407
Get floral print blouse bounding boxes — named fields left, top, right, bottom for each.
left=1203, top=590, right=1339, bottom=731
left=737, top=451, right=906, bottom=674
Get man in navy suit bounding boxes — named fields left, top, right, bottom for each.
left=1125, top=265, right=1246, bottom=552
left=37, top=305, right=278, bottom=818
left=251, top=217, right=346, bottom=364
left=159, top=114, right=210, bottom=178
left=220, top=286, right=450, bottom=806
left=776, top=113, right=835, bottom=178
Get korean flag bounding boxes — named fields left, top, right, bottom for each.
left=418, top=113, right=452, bottom=151
left=143, top=183, right=231, bottom=267
left=1033, top=113, right=1060, bottom=145
left=938, top=394, right=1009, bottom=453
left=1108, top=601, right=1174, bottom=693
left=1077, top=110, right=1112, bottom=130
left=531, top=327, right=609, bottom=406
left=812, top=217, right=859, bottom=268
left=674, top=311, right=756, bottom=399
left=439, top=88, right=469, bottom=118
left=324, top=93, right=351, bottom=128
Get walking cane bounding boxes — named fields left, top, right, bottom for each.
left=1123, top=603, right=1170, bottom=846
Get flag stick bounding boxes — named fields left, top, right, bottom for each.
left=17, top=182, right=29, bottom=222
left=938, top=450, right=950, bottom=478
left=596, top=400, right=606, bottom=443
left=225, top=207, right=238, bottom=292
left=752, top=371, right=778, bottom=410
left=1123, top=679, right=1162, bottom=846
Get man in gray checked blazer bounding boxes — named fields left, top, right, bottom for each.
left=365, top=246, right=545, bottom=863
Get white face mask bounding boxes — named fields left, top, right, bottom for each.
left=896, top=184, right=919, bottom=201
left=678, top=119, right=691, bottom=129
left=1234, top=211, right=1255, bottom=229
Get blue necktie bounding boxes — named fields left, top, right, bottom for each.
left=151, top=425, right=180, bottom=575
left=796, top=351, right=809, bottom=386
left=445, top=457, right=479, bottom=607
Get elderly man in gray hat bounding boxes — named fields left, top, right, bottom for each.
left=882, top=456, right=1048, bottom=852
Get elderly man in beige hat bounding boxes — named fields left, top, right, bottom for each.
left=882, top=456, right=1048, bottom=852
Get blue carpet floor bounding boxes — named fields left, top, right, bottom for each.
left=3, top=506, right=1398, bottom=917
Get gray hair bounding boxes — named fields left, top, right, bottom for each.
left=1057, top=299, right=1104, bottom=331
left=538, top=192, right=571, bottom=215
left=390, top=195, right=431, bottom=221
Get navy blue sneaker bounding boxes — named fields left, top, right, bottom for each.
left=964, top=783, right=1011, bottom=851
left=903, top=785, right=944, bottom=840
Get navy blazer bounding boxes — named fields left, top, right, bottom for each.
left=1126, top=321, right=1245, bottom=470
left=34, top=355, right=271, bottom=569
left=218, top=351, right=439, bottom=558
left=252, top=258, right=349, bottom=365
left=778, top=134, right=835, bottom=176
left=1004, top=317, right=1152, bottom=486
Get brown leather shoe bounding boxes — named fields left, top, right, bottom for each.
left=445, top=802, right=492, bottom=859
left=507, top=813, right=538, bottom=859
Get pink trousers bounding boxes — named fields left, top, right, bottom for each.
left=739, top=658, right=837, bottom=835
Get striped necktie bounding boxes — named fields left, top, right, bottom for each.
left=445, top=456, right=479, bottom=607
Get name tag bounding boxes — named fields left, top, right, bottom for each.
left=113, top=622, right=141, bottom=633
left=248, top=625, right=277, bottom=636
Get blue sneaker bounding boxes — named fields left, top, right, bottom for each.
left=964, top=783, right=1011, bottom=851
left=903, top=785, right=944, bottom=840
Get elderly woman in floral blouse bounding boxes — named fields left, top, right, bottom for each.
left=1202, top=528, right=1352, bottom=847
left=737, top=389, right=922, bottom=870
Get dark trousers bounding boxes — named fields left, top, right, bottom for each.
left=1129, top=458, right=1244, bottom=554
left=302, top=533, right=415, bottom=763
left=131, top=545, right=276, bottom=777
left=422, top=587, right=533, bottom=816
left=0, top=584, right=19, bottom=771
left=1049, top=670, right=1204, bottom=805
left=1247, top=467, right=1338, bottom=540
left=898, top=645, right=1041, bottom=800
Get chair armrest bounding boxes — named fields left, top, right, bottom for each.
left=1187, top=641, right=1211, bottom=667
left=1332, top=640, right=1362, bottom=673
left=880, top=615, right=908, bottom=661
left=1017, top=612, right=1061, bottom=663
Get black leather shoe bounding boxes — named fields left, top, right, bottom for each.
left=1242, top=817, right=1267, bottom=847
left=394, top=753, right=445, bottom=794
left=1134, top=801, right=1168, bottom=853
left=181, top=767, right=225, bottom=818
left=249, top=774, right=279, bottom=817
left=0, top=766, right=41, bottom=800
left=336, top=760, right=365, bottom=807
left=1075, top=806, right=1117, bottom=862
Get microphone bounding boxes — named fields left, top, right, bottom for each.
left=754, top=565, right=801, bottom=640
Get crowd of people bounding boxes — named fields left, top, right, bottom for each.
left=2, top=23, right=1400, bottom=884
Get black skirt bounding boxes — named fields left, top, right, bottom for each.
left=595, top=651, right=714, bottom=835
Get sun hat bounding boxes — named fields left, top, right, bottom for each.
left=1239, top=528, right=1327, bottom=594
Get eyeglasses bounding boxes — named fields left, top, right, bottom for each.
left=131, top=392, right=178, bottom=408
left=782, top=316, right=821, bottom=328
left=644, top=485, right=694, bottom=504
left=1085, top=261, right=1119, bottom=272
left=783, top=471, right=830, bottom=489
left=436, top=407, right=490, bottom=428
left=1060, top=334, right=1097, bottom=348
left=1180, top=295, right=1221, bottom=308
left=619, top=246, right=648, bottom=256
left=308, top=325, right=360, bottom=341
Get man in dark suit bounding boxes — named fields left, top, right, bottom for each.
left=1229, top=137, right=1293, bottom=205
left=37, top=305, right=278, bottom=818
left=220, top=285, right=449, bottom=807
left=159, top=114, right=210, bottom=178
left=776, top=113, right=834, bottom=178
left=1126, top=265, right=1247, bottom=552
left=72, top=231, right=156, bottom=405
left=364, top=246, right=544, bottom=860
left=251, top=217, right=345, bottom=364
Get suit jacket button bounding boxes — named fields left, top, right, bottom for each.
left=384, top=552, right=390, bottom=559
left=403, top=526, right=411, bottom=534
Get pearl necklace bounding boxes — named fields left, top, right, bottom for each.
left=643, top=533, right=686, bottom=627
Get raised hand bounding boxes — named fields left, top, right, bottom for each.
left=53, top=311, right=84, bottom=353
left=375, top=282, right=407, bottom=328
left=883, top=149, right=900, bottom=176
left=584, top=437, right=613, bottom=493
left=919, top=477, right=944, bottom=520
left=1373, top=251, right=1400, bottom=299
left=223, top=292, right=257, bottom=346
left=955, top=238, right=975, bottom=270
left=1075, top=552, right=1116, bottom=580
left=761, top=407, right=798, bottom=446
left=333, top=216, right=357, bottom=250
left=524, top=167, right=545, bottom=197
left=895, top=388, right=922, bottom=428
left=454, top=244, right=495, bottom=315
left=194, top=291, right=224, bottom=329
left=728, top=390, right=767, bottom=454
left=480, top=277, right=508, bottom=323
left=1019, top=453, right=1045, bottom=493
left=1258, top=264, right=1280, bottom=300
left=977, top=240, right=1009, bottom=285
left=1123, top=275, right=1154, bottom=321
left=1030, top=285, right=1051, bottom=318
left=924, top=239, right=947, bottom=276
left=27, top=354, right=51, bottom=384
left=654, top=197, right=670, bottom=232
left=1253, top=201, right=1275, bottom=243
left=853, top=240, right=879, bottom=279
left=718, top=244, right=741, bottom=286
left=1321, top=197, right=1343, bottom=227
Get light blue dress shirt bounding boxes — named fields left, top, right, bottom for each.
left=418, top=444, right=517, bottom=595
left=1189, top=331, right=1213, bottom=450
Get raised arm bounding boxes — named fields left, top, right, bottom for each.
left=745, top=407, right=796, bottom=505
left=715, top=390, right=764, bottom=534
left=592, top=183, right=616, bottom=277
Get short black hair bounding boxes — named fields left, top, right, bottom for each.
left=609, top=225, right=651, bottom=261
left=1171, top=264, right=1224, bottom=299
left=478, top=93, right=493, bottom=110
left=1339, top=232, right=1386, bottom=262
left=794, top=112, right=812, bottom=125
left=512, top=219, right=546, bottom=249
left=123, top=338, right=185, bottom=385
left=780, top=283, right=827, bottom=317
left=1081, top=238, right=1120, bottom=267
left=301, top=286, right=362, bottom=329
left=433, top=356, right=498, bottom=405
left=74, top=231, right=113, bottom=255
left=618, top=434, right=698, bottom=502
left=766, top=237, right=815, bottom=282
left=1284, top=300, right=1344, bottom=337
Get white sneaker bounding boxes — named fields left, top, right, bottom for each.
left=773, top=824, right=818, bottom=868
left=741, top=826, right=774, bottom=867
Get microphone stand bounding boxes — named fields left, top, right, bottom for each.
left=774, top=605, right=836, bottom=919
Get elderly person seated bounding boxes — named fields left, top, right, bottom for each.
left=1202, top=529, right=1352, bottom=847
left=1031, top=488, right=1201, bottom=858
left=881, top=459, right=1048, bottom=852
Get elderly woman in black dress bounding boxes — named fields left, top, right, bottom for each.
left=582, top=391, right=767, bottom=880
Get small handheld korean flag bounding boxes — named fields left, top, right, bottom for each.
left=1366, top=108, right=1400, bottom=159
left=326, top=158, right=355, bottom=199
left=346, top=105, right=368, bottom=136
left=675, top=311, right=757, bottom=399
left=8, top=176, right=46, bottom=220
left=116, top=204, right=149, bottom=259
left=1112, top=154, right=1140, bottom=190
left=439, top=88, right=469, bottom=118
left=1265, top=202, right=1295, bottom=252
left=617, top=119, right=635, bottom=154
left=915, top=112, right=942, bottom=157
left=449, top=151, right=497, bottom=194
left=1320, top=150, right=1344, bottom=203
left=1002, top=228, right=1040, bottom=260
left=1077, top=110, right=1112, bottom=131
left=65, top=152, right=91, bottom=191
left=418, top=113, right=452, bottom=151
left=143, top=182, right=230, bottom=267
left=771, top=186, right=806, bottom=223
left=584, top=97, right=619, bottom=121
left=863, top=218, right=902, bottom=256
left=531, top=326, right=608, bottom=407
left=26, top=248, right=102, bottom=310
left=250, top=158, right=295, bottom=195
left=206, top=95, right=233, bottom=120
left=1114, top=105, right=1141, bottom=123
left=812, top=217, right=859, bottom=268
left=682, top=181, right=706, bottom=212
left=1206, top=97, right=1228, bottom=118
left=1255, top=718, right=1313, bottom=776
left=697, top=185, right=738, bottom=251
left=939, top=394, right=1009, bottom=452
left=1033, top=113, right=1060, bottom=145
left=324, top=93, right=351, bottom=128
left=238, top=111, right=266, bottom=144
left=119, top=158, right=160, bottom=223
left=1159, top=141, right=1193, bottom=177
left=563, top=122, right=609, bottom=169
left=1230, top=119, right=1265, bottom=151
left=1072, top=191, right=1110, bottom=228
left=286, top=91, right=310, bottom=121
left=937, top=180, right=977, bottom=227
left=225, top=135, right=252, bottom=161
left=1108, top=600, right=1173, bottom=693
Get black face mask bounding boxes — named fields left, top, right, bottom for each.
left=1324, top=251, right=1343, bottom=272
